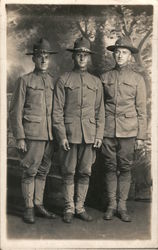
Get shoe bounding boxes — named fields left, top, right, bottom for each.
left=63, top=212, right=74, bottom=223
left=35, top=205, right=56, bottom=219
left=76, top=211, right=93, bottom=222
left=103, top=208, right=116, bottom=220
left=117, top=210, right=131, bottom=222
left=23, top=208, right=35, bottom=224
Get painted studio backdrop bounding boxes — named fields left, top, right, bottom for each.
left=7, top=5, right=152, bottom=211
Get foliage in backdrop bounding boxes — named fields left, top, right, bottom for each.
left=7, top=4, right=153, bottom=199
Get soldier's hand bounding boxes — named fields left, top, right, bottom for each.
left=16, top=139, right=27, bottom=152
left=62, top=139, right=70, bottom=151
left=93, top=139, right=102, bottom=149
left=135, top=139, right=144, bottom=150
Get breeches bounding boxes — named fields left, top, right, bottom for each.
left=61, top=143, right=96, bottom=185
left=19, top=140, right=54, bottom=183
left=101, top=137, right=135, bottom=172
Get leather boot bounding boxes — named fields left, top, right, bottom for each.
left=117, top=209, right=131, bottom=222
left=76, top=211, right=93, bottom=222
left=34, top=178, right=57, bottom=218
left=63, top=212, right=74, bottom=223
left=103, top=208, right=116, bottom=220
left=75, top=183, right=93, bottom=221
left=23, top=207, right=35, bottom=224
left=117, top=171, right=131, bottom=222
left=35, top=205, right=56, bottom=219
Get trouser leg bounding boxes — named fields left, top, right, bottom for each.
left=75, top=144, right=95, bottom=214
left=35, top=141, right=54, bottom=206
left=101, top=138, right=117, bottom=209
left=61, top=144, right=77, bottom=214
left=117, top=138, right=135, bottom=211
left=20, top=140, right=46, bottom=208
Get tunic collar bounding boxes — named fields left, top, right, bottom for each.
left=33, top=68, right=48, bottom=77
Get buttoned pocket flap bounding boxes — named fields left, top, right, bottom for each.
left=23, top=115, right=41, bottom=123
left=125, top=112, right=137, bottom=118
left=28, top=84, right=44, bottom=90
left=89, top=118, right=96, bottom=124
left=122, top=81, right=133, bottom=87
left=64, top=117, right=73, bottom=124
left=65, top=83, right=80, bottom=90
left=87, top=83, right=97, bottom=91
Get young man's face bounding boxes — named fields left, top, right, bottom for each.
left=32, top=53, right=50, bottom=72
left=114, top=48, right=131, bottom=67
left=73, top=52, right=90, bottom=71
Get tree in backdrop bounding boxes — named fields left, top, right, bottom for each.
left=7, top=4, right=153, bottom=200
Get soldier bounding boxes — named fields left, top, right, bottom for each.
left=9, top=38, right=57, bottom=224
left=101, top=36, right=147, bottom=222
left=53, top=37, right=104, bottom=223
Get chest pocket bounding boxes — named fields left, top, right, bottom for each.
left=64, top=82, right=80, bottom=106
left=65, top=84, right=80, bottom=90
left=86, top=83, right=97, bottom=103
left=120, top=80, right=136, bottom=97
left=26, top=81, right=44, bottom=105
left=87, top=82, right=97, bottom=91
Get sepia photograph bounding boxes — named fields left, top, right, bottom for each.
left=0, top=0, right=158, bottom=249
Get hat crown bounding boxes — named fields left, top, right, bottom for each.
left=33, top=38, right=52, bottom=52
left=74, top=37, right=91, bottom=50
left=115, top=36, right=134, bottom=49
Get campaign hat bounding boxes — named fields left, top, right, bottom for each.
left=107, top=36, right=139, bottom=54
left=26, top=38, right=58, bottom=55
left=66, top=37, right=95, bottom=54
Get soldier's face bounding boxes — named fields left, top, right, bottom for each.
left=114, top=48, right=131, bottom=66
left=33, top=53, right=50, bottom=72
left=73, top=52, right=90, bottom=70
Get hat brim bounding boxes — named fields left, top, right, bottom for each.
left=25, top=51, right=58, bottom=55
left=66, top=48, right=95, bottom=54
left=107, top=45, right=139, bottom=54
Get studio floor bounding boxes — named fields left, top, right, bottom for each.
left=7, top=201, right=151, bottom=240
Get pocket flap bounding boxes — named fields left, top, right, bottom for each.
left=64, top=117, right=73, bottom=123
left=125, top=112, right=137, bottom=118
left=23, top=115, right=41, bottom=123
left=65, top=83, right=80, bottom=90
left=27, top=81, right=44, bottom=90
left=122, top=81, right=133, bottom=87
left=87, top=83, right=97, bottom=91
left=89, top=118, right=96, bottom=124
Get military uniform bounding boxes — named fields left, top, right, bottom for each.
left=101, top=37, right=147, bottom=222
left=53, top=37, right=104, bottom=222
left=53, top=70, right=104, bottom=213
left=9, top=38, right=57, bottom=223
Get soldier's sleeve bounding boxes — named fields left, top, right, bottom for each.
left=95, top=78, right=105, bottom=140
left=136, top=74, right=147, bottom=140
left=53, top=77, right=67, bottom=143
left=9, top=77, right=27, bottom=139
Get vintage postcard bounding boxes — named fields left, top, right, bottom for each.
left=0, top=0, right=158, bottom=249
